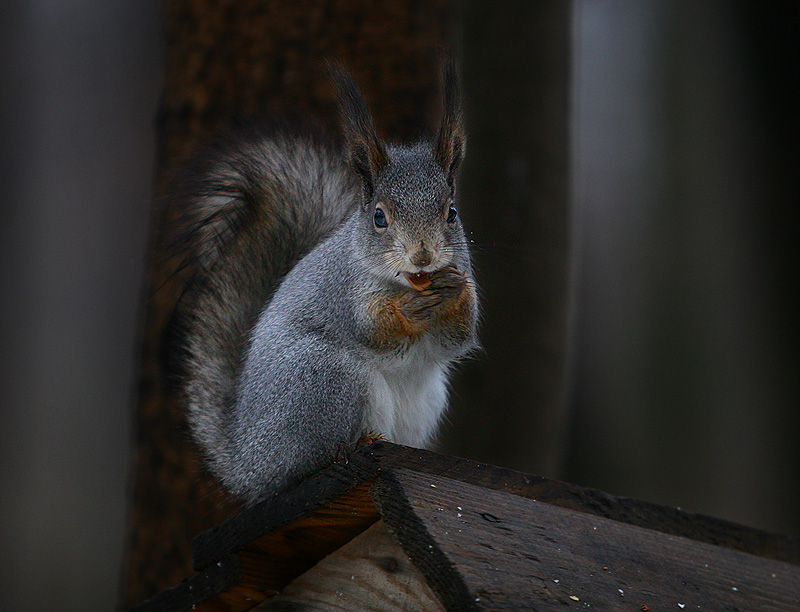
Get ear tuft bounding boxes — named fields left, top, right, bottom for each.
left=434, top=57, right=467, bottom=192
left=329, top=62, right=389, bottom=203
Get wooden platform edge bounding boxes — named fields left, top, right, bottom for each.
left=130, top=442, right=800, bottom=612
left=373, top=468, right=800, bottom=612
left=193, top=441, right=800, bottom=571
left=361, top=442, right=800, bottom=565
left=127, top=554, right=240, bottom=612
left=371, top=469, right=481, bottom=612
left=191, top=447, right=379, bottom=570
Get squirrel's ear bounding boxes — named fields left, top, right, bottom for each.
left=329, top=63, right=389, bottom=203
left=435, top=57, right=466, bottom=192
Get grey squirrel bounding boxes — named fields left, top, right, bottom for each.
left=169, top=61, right=478, bottom=505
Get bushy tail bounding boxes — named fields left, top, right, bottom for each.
left=165, top=118, right=358, bottom=480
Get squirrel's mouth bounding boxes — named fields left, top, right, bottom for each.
left=403, top=271, right=432, bottom=291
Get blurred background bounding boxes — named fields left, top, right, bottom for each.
left=0, top=1, right=797, bottom=610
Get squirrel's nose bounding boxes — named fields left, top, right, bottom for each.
left=410, top=244, right=433, bottom=268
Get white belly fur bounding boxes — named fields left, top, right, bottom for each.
left=365, top=341, right=449, bottom=448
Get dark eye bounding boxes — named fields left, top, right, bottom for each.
left=447, top=205, right=458, bottom=224
left=374, top=207, right=388, bottom=229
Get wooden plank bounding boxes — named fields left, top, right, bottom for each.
left=191, top=453, right=378, bottom=571
left=127, top=554, right=240, bottom=612
left=257, top=520, right=446, bottom=611
left=235, top=481, right=379, bottom=596
left=372, top=468, right=800, bottom=612
left=192, top=442, right=800, bottom=572
left=133, top=441, right=799, bottom=611
left=359, top=443, right=800, bottom=565
left=191, top=482, right=380, bottom=611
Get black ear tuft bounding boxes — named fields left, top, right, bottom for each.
left=434, top=57, right=467, bottom=192
left=350, top=142, right=377, bottom=201
left=329, top=62, right=389, bottom=203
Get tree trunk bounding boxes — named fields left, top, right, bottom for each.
left=122, top=1, right=457, bottom=606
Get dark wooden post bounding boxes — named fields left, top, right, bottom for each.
left=122, top=1, right=458, bottom=606
left=442, top=1, right=573, bottom=477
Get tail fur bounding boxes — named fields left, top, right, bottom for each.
left=165, top=117, right=359, bottom=480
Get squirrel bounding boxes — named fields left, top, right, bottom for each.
left=167, top=61, right=478, bottom=505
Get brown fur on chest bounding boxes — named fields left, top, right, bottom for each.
left=366, top=266, right=475, bottom=352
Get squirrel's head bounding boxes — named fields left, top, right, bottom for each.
left=331, top=60, right=468, bottom=290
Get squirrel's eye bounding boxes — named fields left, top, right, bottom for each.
left=374, top=207, right=388, bottom=229
left=447, top=205, right=458, bottom=224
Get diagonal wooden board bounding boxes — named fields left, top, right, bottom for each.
left=256, top=520, right=446, bottom=612
left=373, top=468, right=800, bottom=612
left=130, top=442, right=800, bottom=612
left=192, top=442, right=800, bottom=571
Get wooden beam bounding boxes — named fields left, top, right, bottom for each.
left=130, top=442, right=800, bottom=612
left=374, top=468, right=800, bottom=611
left=127, top=555, right=240, bottom=612
left=192, top=442, right=800, bottom=572
left=259, top=520, right=446, bottom=611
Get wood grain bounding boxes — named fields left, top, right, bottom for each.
left=127, top=554, right=241, bottom=612
left=373, top=468, right=800, bottom=612
left=361, top=443, right=800, bottom=565
left=191, top=442, right=800, bottom=576
left=130, top=442, right=800, bottom=612
left=191, top=450, right=378, bottom=571
left=257, top=520, right=445, bottom=612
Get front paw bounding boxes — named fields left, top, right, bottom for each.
left=334, top=431, right=386, bottom=463
left=366, top=267, right=475, bottom=350
left=354, top=430, right=386, bottom=449
left=405, top=266, right=473, bottom=319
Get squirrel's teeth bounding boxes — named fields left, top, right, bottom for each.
left=404, top=271, right=432, bottom=291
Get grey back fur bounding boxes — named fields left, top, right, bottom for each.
left=169, top=121, right=359, bottom=488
